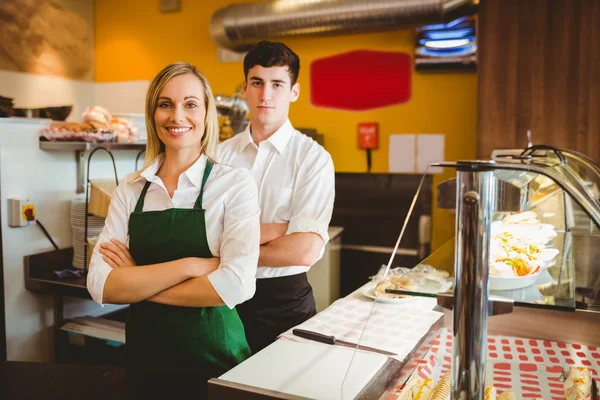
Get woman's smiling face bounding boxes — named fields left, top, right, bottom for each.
left=154, top=73, right=206, bottom=153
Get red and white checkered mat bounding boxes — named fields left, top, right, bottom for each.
left=382, top=329, right=600, bottom=399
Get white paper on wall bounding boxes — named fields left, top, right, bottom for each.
left=416, top=134, right=445, bottom=174
left=388, top=134, right=416, bottom=173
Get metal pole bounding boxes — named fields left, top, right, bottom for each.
left=452, top=166, right=494, bottom=399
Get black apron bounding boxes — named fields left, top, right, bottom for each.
left=237, top=272, right=316, bottom=353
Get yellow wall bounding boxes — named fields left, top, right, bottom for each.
left=95, top=0, right=477, bottom=250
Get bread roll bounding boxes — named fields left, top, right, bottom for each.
left=484, top=385, right=497, bottom=400
left=430, top=371, right=450, bottom=400
left=497, top=392, right=516, bottom=400
left=564, top=367, right=592, bottom=400
left=502, top=211, right=539, bottom=224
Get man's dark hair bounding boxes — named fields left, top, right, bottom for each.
left=243, top=41, right=300, bottom=86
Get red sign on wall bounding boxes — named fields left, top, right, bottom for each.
left=358, top=122, right=378, bottom=150
left=310, top=50, right=412, bottom=111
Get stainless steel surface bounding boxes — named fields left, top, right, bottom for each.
left=452, top=169, right=494, bottom=399
left=340, top=244, right=418, bottom=256
left=214, top=88, right=249, bottom=135
left=39, top=141, right=146, bottom=151
left=334, top=340, right=397, bottom=356
left=292, top=328, right=397, bottom=356
left=40, top=141, right=146, bottom=193
left=209, top=0, right=478, bottom=51
left=437, top=293, right=514, bottom=317
left=437, top=177, right=522, bottom=211
left=432, top=161, right=600, bottom=228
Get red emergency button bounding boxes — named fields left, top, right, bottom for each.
left=310, top=50, right=412, bottom=111
left=25, top=208, right=35, bottom=221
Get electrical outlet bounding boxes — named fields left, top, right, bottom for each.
left=8, top=198, right=36, bottom=227
left=160, top=0, right=180, bottom=13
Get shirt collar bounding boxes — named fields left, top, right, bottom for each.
left=267, top=119, right=294, bottom=154
left=138, top=153, right=207, bottom=189
left=239, top=119, right=294, bottom=154
left=237, top=125, right=255, bottom=153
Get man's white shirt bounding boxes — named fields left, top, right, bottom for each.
left=218, top=119, right=335, bottom=279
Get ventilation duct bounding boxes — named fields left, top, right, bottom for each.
left=210, top=0, right=478, bottom=52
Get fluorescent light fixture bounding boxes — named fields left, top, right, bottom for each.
left=424, top=39, right=470, bottom=49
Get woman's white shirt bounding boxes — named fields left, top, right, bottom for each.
left=86, top=154, right=260, bottom=309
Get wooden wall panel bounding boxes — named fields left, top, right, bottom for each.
left=477, top=0, right=600, bottom=161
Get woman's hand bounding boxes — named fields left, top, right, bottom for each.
left=189, top=257, right=220, bottom=277
left=99, top=239, right=137, bottom=268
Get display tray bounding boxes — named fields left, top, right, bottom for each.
left=380, top=328, right=600, bottom=400
left=384, top=229, right=586, bottom=311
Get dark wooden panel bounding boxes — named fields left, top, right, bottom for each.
left=477, top=0, right=600, bottom=161
left=331, top=173, right=432, bottom=248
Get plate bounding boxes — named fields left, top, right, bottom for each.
left=489, top=269, right=542, bottom=290
left=360, top=283, right=417, bottom=304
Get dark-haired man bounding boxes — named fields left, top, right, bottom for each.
left=218, top=41, right=335, bottom=353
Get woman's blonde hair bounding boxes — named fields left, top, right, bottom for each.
left=142, top=62, right=219, bottom=169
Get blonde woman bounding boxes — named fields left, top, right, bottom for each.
left=86, top=62, right=260, bottom=396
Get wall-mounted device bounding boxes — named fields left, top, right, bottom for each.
left=358, top=122, right=378, bottom=172
left=8, top=198, right=36, bottom=227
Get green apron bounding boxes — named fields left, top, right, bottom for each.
left=126, top=160, right=251, bottom=374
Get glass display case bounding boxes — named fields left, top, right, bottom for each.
left=354, top=146, right=600, bottom=398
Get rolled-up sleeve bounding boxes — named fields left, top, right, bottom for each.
left=86, top=181, right=131, bottom=305
left=208, top=168, right=260, bottom=309
left=286, top=149, right=335, bottom=249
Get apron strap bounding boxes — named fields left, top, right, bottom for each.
left=134, top=180, right=152, bottom=214
left=194, top=160, right=214, bottom=210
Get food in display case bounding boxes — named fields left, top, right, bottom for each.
left=429, top=370, right=450, bottom=399
left=497, top=392, right=516, bottom=400
left=362, top=264, right=453, bottom=302
left=488, top=211, right=560, bottom=290
left=563, top=366, right=592, bottom=400
left=502, top=210, right=540, bottom=224
left=397, top=376, right=434, bottom=400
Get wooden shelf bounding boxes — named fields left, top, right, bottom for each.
left=24, top=248, right=90, bottom=300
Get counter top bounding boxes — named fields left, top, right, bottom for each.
left=214, top=285, right=440, bottom=400
left=328, top=226, right=344, bottom=241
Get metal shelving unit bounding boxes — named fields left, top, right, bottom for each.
left=39, top=140, right=146, bottom=193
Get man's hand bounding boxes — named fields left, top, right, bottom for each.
left=99, top=239, right=137, bottom=268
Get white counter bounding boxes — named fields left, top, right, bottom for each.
left=218, top=285, right=440, bottom=400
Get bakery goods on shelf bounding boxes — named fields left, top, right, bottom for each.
left=40, top=105, right=139, bottom=143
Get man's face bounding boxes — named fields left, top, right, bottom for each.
left=244, top=65, right=300, bottom=132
